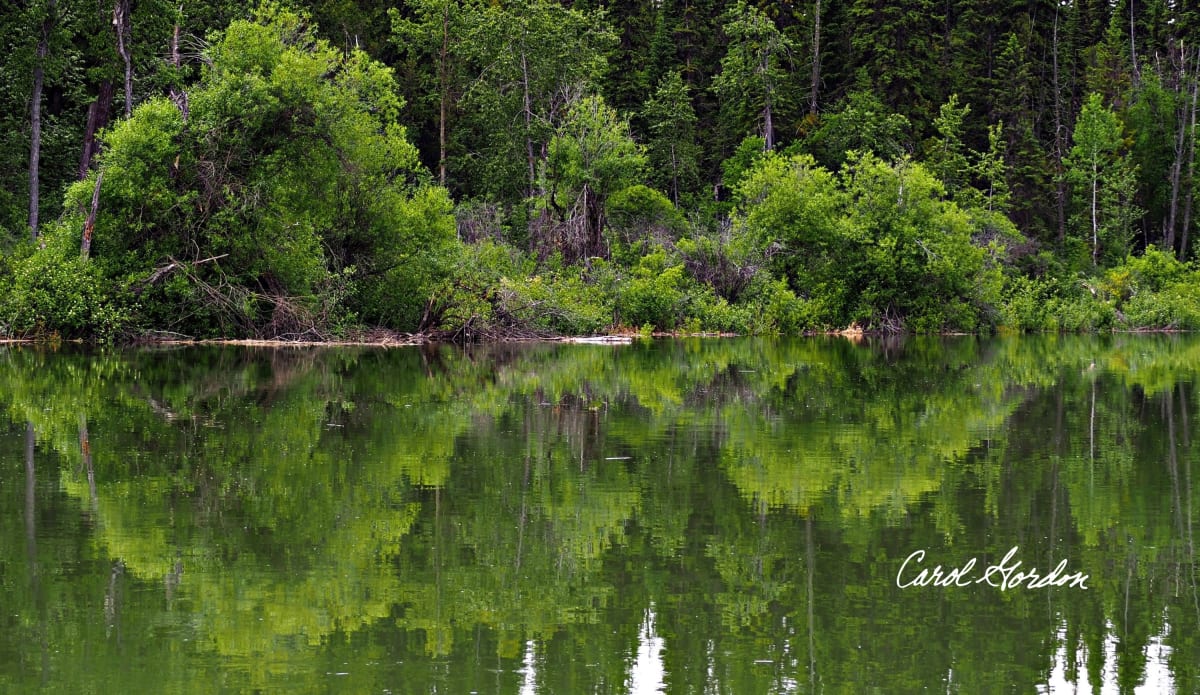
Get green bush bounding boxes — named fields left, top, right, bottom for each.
left=32, top=8, right=455, bottom=339
left=616, top=260, right=687, bottom=330
left=501, top=268, right=615, bottom=335
left=734, top=151, right=1000, bottom=332
left=2, top=235, right=131, bottom=340
left=606, top=184, right=686, bottom=245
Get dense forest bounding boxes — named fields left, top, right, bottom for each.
left=4, top=0, right=1200, bottom=339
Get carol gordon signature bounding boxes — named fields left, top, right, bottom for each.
left=896, top=546, right=1090, bottom=590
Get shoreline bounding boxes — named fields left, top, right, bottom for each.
left=0, top=327, right=1191, bottom=348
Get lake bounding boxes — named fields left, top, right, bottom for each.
left=1, top=336, right=1198, bottom=693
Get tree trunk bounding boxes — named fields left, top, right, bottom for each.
left=1167, top=91, right=1185, bottom=251
left=761, top=48, right=775, bottom=151
left=810, top=0, right=821, bottom=115
left=438, top=0, right=450, bottom=187
left=763, top=95, right=774, bottom=151
left=29, top=0, right=56, bottom=241
left=1182, top=51, right=1200, bottom=258
left=79, top=81, right=115, bottom=178
left=82, top=170, right=103, bottom=259
left=115, top=0, right=133, bottom=118
left=521, top=45, right=536, bottom=198
left=1053, top=8, right=1068, bottom=244
left=169, top=12, right=189, bottom=120
left=1129, top=0, right=1139, bottom=89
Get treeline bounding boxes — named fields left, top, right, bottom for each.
left=3, top=0, right=1200, bottom=339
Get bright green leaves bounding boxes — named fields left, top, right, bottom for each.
left=734, top=151, right=999, bottom=330
left=536, top=94, right=646, bottom=262
left=452, top=0, right=616, bottom=203
left=543, top=95, right=646, bottom=216
left=1066, top=93, right=1141, bottom=267
left=12, top=10, right=453, bottom=338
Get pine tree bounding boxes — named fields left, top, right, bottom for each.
left=712, top=1, right=795, bottom=152
left=643, top=71, right=701, bottom=204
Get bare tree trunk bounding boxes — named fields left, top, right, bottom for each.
left=1129, top=0, right=1139, bottom=89
left=763, top=95, right=774, bottom=151
left=29, top=0, right=56, bottom=241
left=521, top=45, right=536, bottom=198
left=168, top=9, right=189, bottom=121
left=82, top=170, right=103, bottom=258
left=1183, top=51, right=1200, bottom=258
left=1167, top=44, right=1188, bottom=251
left=79, top=81, right=115, bottom=178
left=115, top=0, right=133, bottom=119
left=438, top=0, right=450, bottom=187
left=1053, top=8, right=1068, bottom=244
left=810, top=0, right=821, bottom=115
left=761, top=46, right=775, bottom=151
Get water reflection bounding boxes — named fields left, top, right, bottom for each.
left=0, top=336, right=1198, bottom=692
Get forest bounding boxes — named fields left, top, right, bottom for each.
left=4, top=0, right=1200, bottom=340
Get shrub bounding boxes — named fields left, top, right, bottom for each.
left=606, top=184, right=686, bottom=245
left=2, top=234, right=131, bottom=340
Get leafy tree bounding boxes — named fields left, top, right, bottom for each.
left=6, top=7, right=454, bottom=338
left=454, top=0, right=615, bottom=204
left=801, top=90, right=911, bottom=170
left=924, top=94, right=973, bottom=198
left=390, top=0, right=471, bottom=189
left=735, top=151, right=999, bottom=330
left=536, top=94, right=646, bottom=262
left=1066, top=93, right=1141, bottom=267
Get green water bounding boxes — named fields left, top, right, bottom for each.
left=1, top=336, right=1198, bottom=693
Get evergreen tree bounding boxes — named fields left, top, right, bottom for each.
left=848, top=0, right=944, bottom=128
left=712, top=1, right=795, bottom=152
left=643, top=71, right=701, bottom=205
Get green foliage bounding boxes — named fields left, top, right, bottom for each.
left=1106, top=246, right=1200, bottom=329
left=5, top=0, right=1200, bottom=341
left=924, top=94, right=972, bottom=197
left=542, top=95, right=647, bottom=215
left=501, top=267, right=617, bottom=335
left=720, top=135, right=768, bottom=194
left=12, top=9, right=454, bottom=338
left=615, top=251, right=688, bottom=329
left=998, top=247, right=1200, bottom=332
left=1, top=233, right=131, bottom=340
left=452, top=0, right=616, bottom=203
left=641, top=71, right=701, bottom=204
left=605, top=184, right=686, bottom=245
left=999, top=274, right=1115, bottom=332
left=1065, top=93, right=1141, bottom=268
left=734, top=151, right=1000, bottom=331
left=711, top=2, right=795, bottom=151
left=801, top=91, right=912, bottom=170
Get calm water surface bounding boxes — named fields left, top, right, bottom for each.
left=1, top=336, right=1198, bottom=693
